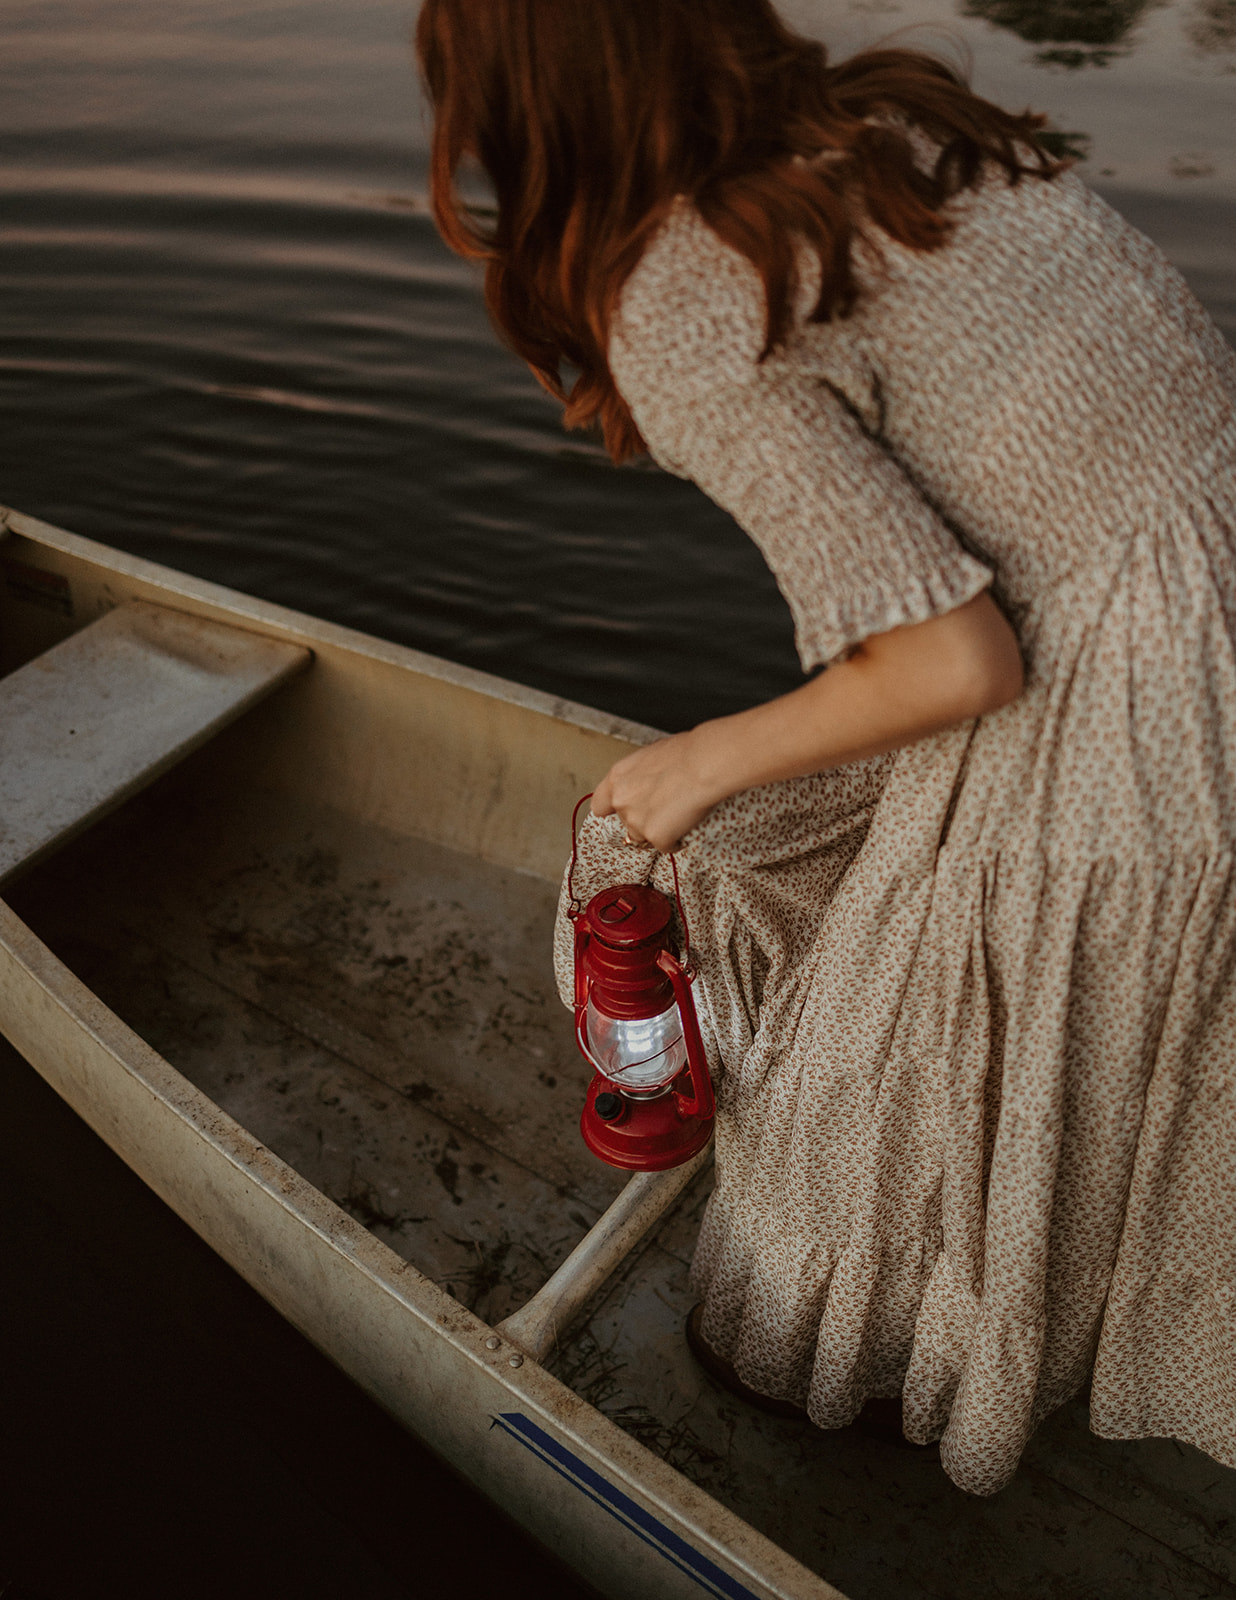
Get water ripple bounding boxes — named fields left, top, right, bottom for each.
left=0, top=0, right=1232, bottom=728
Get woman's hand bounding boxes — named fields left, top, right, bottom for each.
left=591, top=730, right=721, bottom=853
left=591, top=591, right=1023, bottom=853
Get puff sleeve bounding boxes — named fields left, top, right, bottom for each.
left=608, top=205, right=993, bottom=672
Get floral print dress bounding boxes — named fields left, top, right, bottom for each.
left=555, top=159, right=1236, bottom=1496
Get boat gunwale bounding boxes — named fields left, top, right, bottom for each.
left=0, top=505, right=658, bottom=887
left=0, top=503, right=663, bottom=753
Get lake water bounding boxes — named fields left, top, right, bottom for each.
left=0, top=4, right=1233, bottom=1594
left=1, top=0, right=1233, bottom=732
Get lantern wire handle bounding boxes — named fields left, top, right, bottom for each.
left=669, top=853, right=696, bottom=979
left=566, top=792, right=593, bottom=918
left=566, top=791, right=695, bottom=977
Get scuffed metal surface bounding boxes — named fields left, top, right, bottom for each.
left=13, top=789, right=623, bottom=1325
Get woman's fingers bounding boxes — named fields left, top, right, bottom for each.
left=587, top=734, right=715, bottom=853
left=590, top=772, right=657, bottom=843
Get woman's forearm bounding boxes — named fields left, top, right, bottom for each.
left=593, top=591, right=1022, bottom=851
left=690, top=589, right=1023, bottom=799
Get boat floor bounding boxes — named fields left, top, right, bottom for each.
left=9, top=770, right=1235, bottom=1600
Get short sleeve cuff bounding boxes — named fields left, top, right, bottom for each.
left=790, top=552, right=994, bottom=671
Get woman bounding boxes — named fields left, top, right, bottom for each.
left=416, top=0, right=1236, bottom=1495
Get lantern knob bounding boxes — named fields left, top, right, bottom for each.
left=594, top=1092, right=624, bottom=1122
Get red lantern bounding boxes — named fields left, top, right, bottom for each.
left=568, top=804, right=714, bottom=1171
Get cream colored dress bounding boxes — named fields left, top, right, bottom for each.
left=555, top=161, right=1236, bottom=1496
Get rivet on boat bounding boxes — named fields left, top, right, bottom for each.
left=486, top=1336, right=501, bottom=1349
left=508, top=1354, right=524, bottom=1368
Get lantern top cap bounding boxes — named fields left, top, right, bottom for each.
left=584, top=883, right=673, bottom=946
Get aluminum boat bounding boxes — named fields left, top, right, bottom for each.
left=1, top=504, right=1230, bottom=1600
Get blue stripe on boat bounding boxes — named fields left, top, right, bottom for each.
left=490, top=1411, right=763, bottom=1600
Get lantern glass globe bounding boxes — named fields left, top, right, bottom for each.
left=585, top=997, right=688, bottom=1092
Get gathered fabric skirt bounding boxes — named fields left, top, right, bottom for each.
left=556, top=487, right=1236, bottom=1496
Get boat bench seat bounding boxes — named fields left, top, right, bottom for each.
left=0, top=599, right=310, bottom=889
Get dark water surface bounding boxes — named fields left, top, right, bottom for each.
left=0, top=3, right=1233, bottom=1596
left=2, top=0, right=1232, bottom=731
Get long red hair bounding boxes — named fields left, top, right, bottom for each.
left=416, top=0, right=1058, bottom=462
